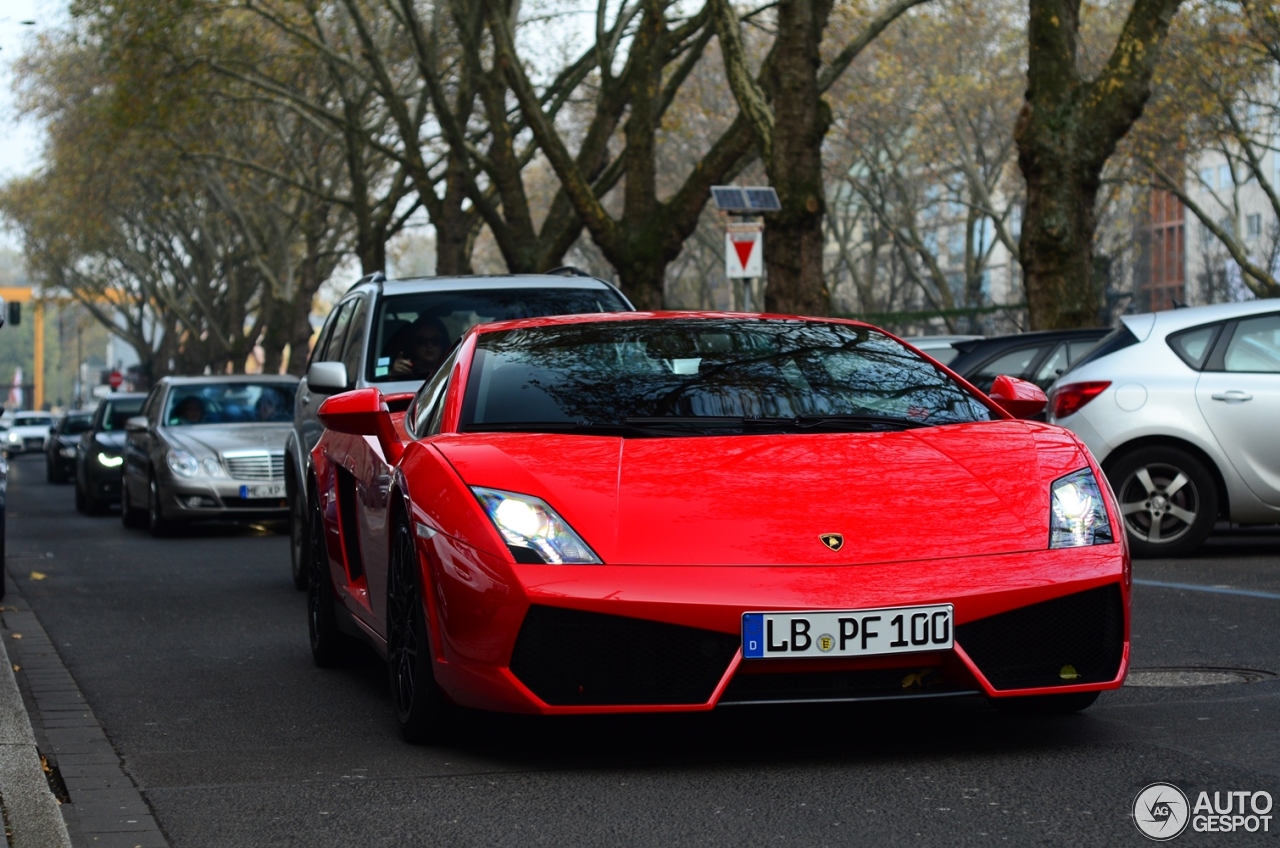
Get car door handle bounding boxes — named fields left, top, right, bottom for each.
left=1210, top=390, right=1253, bottom=402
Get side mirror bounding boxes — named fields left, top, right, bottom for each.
left=125, top=416, right=150, bottom=433
left=989, top=375, right=1048, bottom=420
left=317, top=388, right=404, bottom=465
left=307, top=361, right=350, bottom=394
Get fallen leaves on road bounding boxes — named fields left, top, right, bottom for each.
left=10, top=633, right=21, bottom=639
left=29, top=572, right=46, bottom=580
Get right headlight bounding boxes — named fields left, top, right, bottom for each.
left=1049, top=468, right=1114, bottom=549
left=96, top=453, right=123, bottom=468
left=166, top=449, right=200, bottom=478
left=471, top=487, right=601, bottom=564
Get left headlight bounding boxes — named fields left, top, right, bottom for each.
left=166, top=449, right=200, bottom=478
left=1049, top=468, right=1114, bottom=549
left=471, top=487, right=602, bottom=564
left=96, top=453, right=123, bottom=468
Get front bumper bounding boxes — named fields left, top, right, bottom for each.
left=162, top=477, right=288, bottom=519
left=419, top=539, right=1130, bottom=715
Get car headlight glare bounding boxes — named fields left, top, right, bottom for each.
left=166, top=449, right=200, bottom=478
left=1049, top=468, right=1114, bottom=548
left=6, top=432, right=18, bottom=443
left=60, top=447, right=77, bottom=458
left=472, top=487, right=601, bottom=564
left=96, top=453, right=123, bottom=468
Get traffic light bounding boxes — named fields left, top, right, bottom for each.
left=7, top=302, right=19, bottom=326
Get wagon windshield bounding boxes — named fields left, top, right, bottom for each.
left=460, top=319, right=994, bottom=435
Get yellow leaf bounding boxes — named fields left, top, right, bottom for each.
left=1060, top=664, right=1079, bottom=680
left=10, top=633, right=21, bottom=640
left=29, top=572, right=46, bottom=580
left=12, top=665, right=19, bottom=672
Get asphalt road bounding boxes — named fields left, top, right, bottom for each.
left=4, top=452, right=1280, bottom=846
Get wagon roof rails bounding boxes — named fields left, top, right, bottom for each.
left=545, top=266, right=595, bottom=278
left=345, top=270, right=386, bottom=294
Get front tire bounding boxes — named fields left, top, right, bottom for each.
left=147, top=474, right=173, bottom=537
left=289, top=475, right=309, bottom=591
left=308, top=481, right=347, bottom=667
left=1108, top=447, right=1218, bottom=558
left=387, top=518, right=448, bottom=744
left=121, top=475, right=146, bottom=528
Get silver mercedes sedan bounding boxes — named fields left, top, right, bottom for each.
left=121, top=375, right=299, bottom=536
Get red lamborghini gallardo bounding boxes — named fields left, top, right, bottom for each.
left=307, top=313, right=1129, bottom=741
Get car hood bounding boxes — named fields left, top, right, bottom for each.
left=161, top=424, right=291, bottom=456
left=8, top=426, right=50, bottom=437
left=93, top=432, right=127, bottom=451
left=433, top=421, right=1090, bottom=566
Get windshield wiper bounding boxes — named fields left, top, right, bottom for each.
left=791, top=414, right=927, bottom=431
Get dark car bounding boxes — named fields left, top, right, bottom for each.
left=945, top=329, right=1111, bottom=395
left=46, top=411, right=95, bottom=483
left=75, top=393, right=147, bottom=514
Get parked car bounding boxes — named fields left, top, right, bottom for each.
left=121, top=376, right=299, bottom=535
left=285, top=269, right=634, bottom=590
left=46, top=410, right=94, bottom=483
left=947, top=329, right=1111, bottom=394
left=1048, top=299, right=1280, bottom=557
left=0, top=451, right=7, bottom=600
left=307, top=312, right=1128, bottom=741
left=902, top=334, right=983, bottom=365
left=75, top=392, right=147, bottom=514
left=3, top=411, right=55, bottom=455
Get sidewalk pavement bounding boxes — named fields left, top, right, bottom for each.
left=0, top=573, right=72, bottom=848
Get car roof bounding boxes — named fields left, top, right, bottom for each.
left=158, top=375, right=300, bottom=386
left=98, top=392, right=148, bottom=401
left=463, top=310, right=877, bottom=336
left=1125, top=298, right=1280, bottom=340
left=348, top=273, right=627, bottom=298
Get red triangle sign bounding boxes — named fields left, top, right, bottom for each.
left=732, top=238, right=756, bottom=270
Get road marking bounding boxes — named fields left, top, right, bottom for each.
left=1134, top=578, right=1280, bottom=600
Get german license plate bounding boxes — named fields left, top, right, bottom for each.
left=742, top=604, right=953, bottom=659
left=240, top=482, right=285, bottom=499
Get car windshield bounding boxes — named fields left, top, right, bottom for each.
left=163, top=383, right=296, bottom=426
left=98, top=397, right=145, bottom=432
left=368, top=287, right=630, bottom=383
left=14, top=415, right=51, bottom=427
left=60, top=415, right=93, bottom=435
left=459, top=319, right=994, bottom=435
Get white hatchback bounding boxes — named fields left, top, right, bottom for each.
left=1048, top=299, right=1280, bottom=557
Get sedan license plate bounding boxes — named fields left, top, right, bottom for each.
left=240, top=482, right=285, bottom=499
left=742, top=604, right=953, bottom=659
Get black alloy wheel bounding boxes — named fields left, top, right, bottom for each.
left=1108, top=447, right=1218, bottom=558
left=147, top=474, right=172, bottom=537
left=387, top=518, right=448, bottom=743
left=308, top=481, right=346, bottom=667
left=289, top=479, right=310, bottom=591
left=989, top=691, right=1100, bottom=715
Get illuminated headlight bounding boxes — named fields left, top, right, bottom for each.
left=1049, top=469, right=1114, bottom=548
left=60, top=447, right=77, bottom=458
left=96, top=453, right=123, bottom=468
left=166, top=449, right=200, bottom=478
left=5, top=432, right=18, bottom=443
left=471, top=487, right=601, bottom=564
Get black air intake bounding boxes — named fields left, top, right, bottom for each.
left=956, top=584, right=1124, bottom=690
left=720, top=666, right=974, bottom=705
left=509, top=606, right=739, bottom=706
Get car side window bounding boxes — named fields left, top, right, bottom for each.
left=1067, top=339, right=1100, bottom=363
left=1222, top=314, right=1280, bottom=373
left=1032, top=344, right=1069, bottom=389
left=321, top=300, right=358, bottom=364
left=407, top=347, right=460, bottom=439
left=339, top=297, right=368, bottom=385
left=140, top=387, right=163, bottom=424
left=308, top=306, right=343, bottom=368
left=1168, top=324, right=1222, bottom=370
left=972, top=346, right=1046, bottom=393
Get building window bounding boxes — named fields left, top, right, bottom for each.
left=1219, top=165, right=1232, bottom=189
left=1200, top=168, right=1215, bottom=189
left=1247, top=213, right=1262, bottom=240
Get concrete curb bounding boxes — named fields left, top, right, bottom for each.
left=0, top=574, right=72, bottom=848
